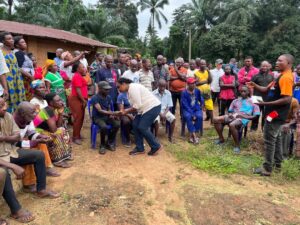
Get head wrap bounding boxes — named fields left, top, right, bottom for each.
left=42, top=59, right=55, bottom=77
left=31, top=79, right=44, bottom=89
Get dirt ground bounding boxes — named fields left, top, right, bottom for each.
left=1, top=118, right=300, bottom=225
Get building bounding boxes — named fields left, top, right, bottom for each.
left=0, top=20, right=117, bottom=65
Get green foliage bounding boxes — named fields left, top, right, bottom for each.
left=281, top=159, right=300, bottom=181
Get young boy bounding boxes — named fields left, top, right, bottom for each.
left=91, top=81, right=120, bottom=154
left=213, top=86, right=260, bottom=153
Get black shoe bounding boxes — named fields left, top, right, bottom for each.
left=106, top=144, right=116, bottom=151
left=147, top=146, right=162, bottom=156
left=129, top=148, right=145, bottom=155
left=99, top=145, right=106, bottom=155
left=253, top=167, right=271, bottom=176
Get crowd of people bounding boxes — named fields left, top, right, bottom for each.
left=0, top=30, right=298, bottom=224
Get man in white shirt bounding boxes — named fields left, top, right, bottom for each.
left=139, top=59, right=154, bottom=91
left=210, top=59, right=224, bottom=115
left=122, top=59, right=140, bottom=83
left=187, top=59, right=198, bottom=78
left=74, top=50, right=88, bottom=69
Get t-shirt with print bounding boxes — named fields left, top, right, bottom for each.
left=90, top=94, right=113, bottom=119
left=122, top=70, right=140, bottom=83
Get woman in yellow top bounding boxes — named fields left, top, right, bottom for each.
left=194, top=59, right=214, bottom=124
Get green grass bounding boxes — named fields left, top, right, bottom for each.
left=167, top=127, right=300, bottom=181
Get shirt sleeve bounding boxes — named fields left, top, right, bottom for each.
left=252, top=103, right=261, bottom=116
left=15, top=51, right=25, bottom=68
left=228, top=100, right=236, bottom=113
left=279, top=75, right=293, bottom=96
left=116, top=94, right=123, bottom=105
left=167, top=92, right=173, bottom=108
left=0, top=50, right=9, bottom=76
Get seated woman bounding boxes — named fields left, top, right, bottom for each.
left=33, top=93, right=72, bottom=168
left=117, top=91, right=134, bottom=147
left=28, top=80, right=60, bottom=177
left=181, top=77, right=203, bottom=145
left=213, top=86, right=260, bottom=153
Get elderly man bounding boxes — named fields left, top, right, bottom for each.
left=169, top=57, right=187, bottom=115
left=152, top=55, right=169, bottom=90
left=153, top=79, right=176, bottom=143
left=0, top=99, right=59, bottom=223
left=210, top=59, right=224, bottom=115
left=122, top=59, right=140, bottom=83
left=54, top=48, right=63, bottom=69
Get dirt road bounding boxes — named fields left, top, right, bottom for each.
left=1, top=121, right=300, bottom=225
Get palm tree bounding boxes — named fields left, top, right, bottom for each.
left=224, top=0, right=258, bottom=26
left=0, top=0, right=13, bottom=16
left=138, top=0, right=169, bottom=30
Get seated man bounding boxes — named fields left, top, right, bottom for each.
left=153, top=79, right=176, bottom=143
left=181, top=77, right=203, bottom=145
left=91, top=81, right=120, bottom=154
left=213, top=86, right=260, bottom=153
left=0, top=99, right=59, bottom=223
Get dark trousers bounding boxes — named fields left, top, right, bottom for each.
left=251, top=105, right=265, bottom=131
left=3, top=149, right=47, bottom=214
left=2, top=169, right=22, bottom=214
left=263, top=122, right=283, bottom=172
left=94, top=117, right=120, bottom=145
left=171, top=91, right=182, bottom=115
left=212, top=91, right=220, bottom=115
left=121, top=116, right=132, bottom=143
left=220, top=99, right=233, bottom=116
left=133, top=105, right=161, bottom=151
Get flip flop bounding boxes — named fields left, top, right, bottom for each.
left=214, top=140, right=224, bottom=145
left=36, top=190, right=60, bottom=199
left=10, top=209, right=35, bottom=224
left=46, top=168, right=61, bottom=177
left=53, top=161, right=71, bottom=168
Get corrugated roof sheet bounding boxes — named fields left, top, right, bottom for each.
left=0, top=20, right=117, bottom=48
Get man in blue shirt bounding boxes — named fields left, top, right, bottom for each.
left=54, top=48, right=63, bottom=70
left=153, top=79, right=176, bottom=143
left=91, top=81, right=120, bottom=154
left=95, top=55, right=119, bottom=108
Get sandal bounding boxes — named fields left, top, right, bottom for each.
left=53, top=161, right=71, bottom=168
left=46, top=168, right=61, bottom=177
left=214, top=140, right=224, bottom=145
left=36, top=189, right=60, bottom=199
left=0, top=218, right=8, bottom=225
left=10, top=209, right=35, bottom=223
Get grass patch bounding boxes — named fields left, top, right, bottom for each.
left=168, top=127, right=300, bottom=181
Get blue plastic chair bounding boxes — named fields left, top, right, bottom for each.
left=87, top=99, right=114, bottom=149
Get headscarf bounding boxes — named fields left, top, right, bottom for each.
left=31, top=79, right=44, bottom=89
left=42, top=59, right=55, bottom=77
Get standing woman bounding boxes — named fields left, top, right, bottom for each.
left=0, top=32, right=25, bottom=112
left=14, top=36, right=34, bottom=100
left=43, top=59, right=69, bottom=115
left=68, top=62, right=88, bottom=145
left=117, top=77, right=162, bottom=156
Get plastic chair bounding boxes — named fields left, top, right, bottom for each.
left=87, top=99, right=114, bottom=149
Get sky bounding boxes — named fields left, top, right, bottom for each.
left=83, top=0, right=191, bottom=38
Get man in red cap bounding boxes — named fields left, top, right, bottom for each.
left=181, top=77, right=204, bottom=144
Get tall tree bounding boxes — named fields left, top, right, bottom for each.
left=138, top=0, right=169, bottom=30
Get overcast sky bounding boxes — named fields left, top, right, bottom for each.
left=83, top=0, right=191, bottom=38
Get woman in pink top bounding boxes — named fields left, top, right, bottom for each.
left=68, top=62, right=88, bottom=145
left=219, top=65, right=236, bottom=115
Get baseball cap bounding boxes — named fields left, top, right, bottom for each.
left=98, top=81, right=112, bottom=90
left=186, top=77, right=196, bottom=84
left=215, top=59, right=223, bottom=64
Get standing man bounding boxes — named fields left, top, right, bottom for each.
left=251, top=54, right=294, bottom=176
left=115, top=53, right=128, bottom=75
left=169, top=57, right=187, bottom=115
left=152, top=55, right=169, bottom=90
left=54, top=48, right=63, bottom=69
left=210, top=59, right=224, bottom=115
left=195, top=59, right=214, bottom=123
left=90, top=52, right=104, bottom=77
left=187, top=59, right=198, bottom=78
left=238, top=56, right=259, bottom=91
left=95, top=55, right=119, bottom=108
left=250, top=61, right=274, bottom=131
left=139, top=58, right=154, bottom=91
left=122, top=59, right=140, bottom=83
